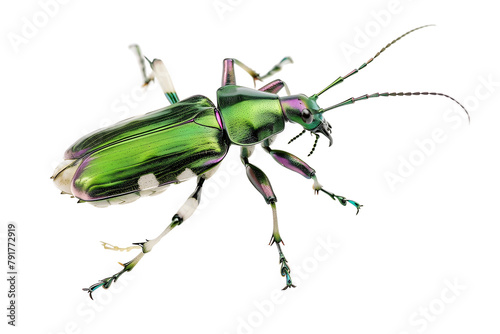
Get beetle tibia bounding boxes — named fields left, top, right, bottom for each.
left=312, top=177, right=363, bottom=215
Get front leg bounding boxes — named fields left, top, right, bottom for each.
left=241, top=146, right=295, bottom=290
left=262, top=141, right=362, bottom=214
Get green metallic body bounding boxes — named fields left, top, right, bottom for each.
left=217, top=85, right=285, bottom=145
left=66, top=95, right=229, bottom=201
left=50, top=25, right=468, bottom=298
left=64, top=86, right=290, bottom=202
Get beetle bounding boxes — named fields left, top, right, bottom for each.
left=51, top=25, right=469, bottom=299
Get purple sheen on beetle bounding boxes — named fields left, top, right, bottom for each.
left=69, top=156, right=95, bottom=200
left=246, top=165, right=276, bottom=203
left=215, top=109, right=223, bottom=129
left=203, top=155, right=226, bottom=167
left=65, top=147, right=90, bottom=160
left=270, top=151, right=312, bottom=179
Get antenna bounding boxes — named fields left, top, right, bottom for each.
left=311, top=25, right=434, bottom=100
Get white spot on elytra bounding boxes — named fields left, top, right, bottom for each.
left=138, top=173, right=160, bottom=190
left=177, top=168, right=196, bottom=181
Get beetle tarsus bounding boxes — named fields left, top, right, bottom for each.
left=83, top=272, right=123, bottom=300
left=319, top=188, right=363, bottom=215
left=276, top=243, right=295, bottom=290
left=83, top=253, right=144, bottom=299
left=101, top=241, right=141, bottom=252
left=129, top=44, right=155, bottom=88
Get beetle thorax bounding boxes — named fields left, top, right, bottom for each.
left=217, top=85, right=285, bottom=146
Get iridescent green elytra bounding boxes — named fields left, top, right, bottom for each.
left=65, top=95, right=228, bottom=201
left=52, top=26, right=469, bottom=299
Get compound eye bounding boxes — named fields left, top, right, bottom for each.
left=300, top=108, right=313, bottom=124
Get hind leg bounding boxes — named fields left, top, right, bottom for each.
left=84, top=176, right=206, bottom=299
left=129, top=44, right=179, bottom=104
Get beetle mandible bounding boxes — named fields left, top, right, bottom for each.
left=51, top=25, right=469, bottom=299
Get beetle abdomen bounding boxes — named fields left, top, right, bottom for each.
left=53, top=95, right=230, bottom=205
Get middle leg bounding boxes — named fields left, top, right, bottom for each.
left=129, top=44, right=180, bottom=105
left=262, top=139, right=362, bottom=214
left=83, top=176, right=206, bottom=299
left=222, top=57, right=293, bottom=87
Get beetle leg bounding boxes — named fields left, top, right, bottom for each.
left=262, top=143, right=363, bottom=215
left=136, top=177, right=204, bottom=253
left=144, top=57, right=180, bottom=104
left=241, top=147, right=295, bottom=290
left=129, top=44, right=155, bottom=87
left=100, top=241, right=141, bottom=252
left=129, top=44, right=179, bottom=104
left=258, top=57, right=293, bottom=81
left=222, top=57, right=293, bottom=87
left=83, top=177, right=205, bottom=299
left=258, top=79, right=291, bottom=95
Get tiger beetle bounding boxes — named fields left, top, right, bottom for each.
left=51, top=25, right=469, bottom=299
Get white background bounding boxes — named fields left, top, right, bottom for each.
left=1, top=0, right=499, bottom=333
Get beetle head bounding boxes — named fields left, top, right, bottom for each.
left=280, top=94, right=333, bottom=147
